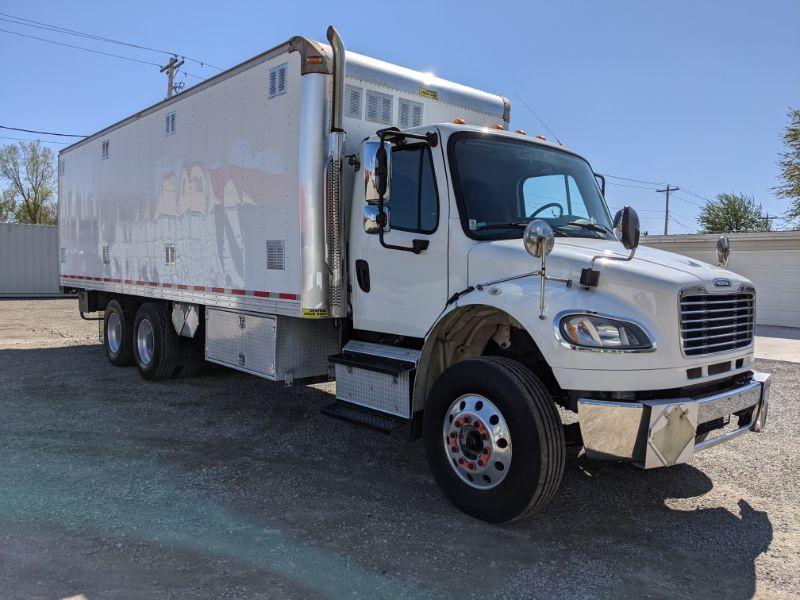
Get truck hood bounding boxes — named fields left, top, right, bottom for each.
left=467, top=237, right=749, bottom=293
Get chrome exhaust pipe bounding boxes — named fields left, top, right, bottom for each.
left=325, top=25, right=347, bottom=318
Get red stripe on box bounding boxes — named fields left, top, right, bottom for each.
left=231, top=289, right=246, bottom=296
left=162, top=283, right=172, bottom=288
left=253, top=290, right=270, bottom=298
left=279, top=293, right=298, bottom=300
left=193, top=286, right=205, bottom=292
left=211, top=287, right=224, bottom=293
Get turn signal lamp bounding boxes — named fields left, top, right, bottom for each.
left=491, top=123, right=505, bottom=130
left=306, top=56, right=323, bottom=64
left=453, top=117, right=466, bottom=124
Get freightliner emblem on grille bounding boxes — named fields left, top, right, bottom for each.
left=713, top=278, right=732, bottom=287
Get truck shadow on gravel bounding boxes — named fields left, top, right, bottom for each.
left=0, top=344, right=774, bottom=598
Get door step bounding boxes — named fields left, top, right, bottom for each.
left=321, top=401, right=406, bottom=433
left=329, top=340, right=421, bottom=419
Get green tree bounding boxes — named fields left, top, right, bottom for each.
left=776, top=107, right=800, bottom=221
left=697, top=192, right=767, bottom=233
left=0, top=141, right=57, bottom=225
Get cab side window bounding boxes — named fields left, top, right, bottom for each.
left=389, top=146, right=438, bottom=233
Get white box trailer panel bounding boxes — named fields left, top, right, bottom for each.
left=58, top=35, right=508, bottom=319
left=0, top=224, right=61, bottom=297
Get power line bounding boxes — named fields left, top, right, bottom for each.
left=603, top=174, right=667, bottom=186
left=0, top=27, right=163, bottom=67
left=606, top=181, right=659, bottom=190
left=515, top=94, right=564, bottom=145
left=0, top=125, right=86, bottom=137
left=0, top=11, right=221, bottom=70
left=0, top=135, right=69, bottom=145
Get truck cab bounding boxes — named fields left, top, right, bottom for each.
left=339, top=121, right=770, bottom=522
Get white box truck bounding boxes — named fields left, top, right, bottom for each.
left=59, top=27, right=771, bottom=522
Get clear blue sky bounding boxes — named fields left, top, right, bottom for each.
left=1, top=0, right=797, bottom=233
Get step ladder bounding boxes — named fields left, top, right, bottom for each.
left=323, top=340, right=420, bottom=431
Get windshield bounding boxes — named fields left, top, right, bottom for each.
left=449, top=134, right=614, bottom=240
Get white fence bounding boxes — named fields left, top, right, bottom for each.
left=642, top=231, right=800, bottom=328
left=0, top=223, right=62, bottom=297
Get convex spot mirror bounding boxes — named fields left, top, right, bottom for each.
left=523, top=219, right=555, bottom=259
left=363, top=204, right=390, bottom=234
left=363, top=140, right=392, bottom=203
left=613, top=206, right=640, bottom=251
left=716, top=235, right=731, bottom=267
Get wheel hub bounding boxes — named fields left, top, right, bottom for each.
left=137, top=318, right=154, bottom=366
left=107, top=312, right=122, bottom=354
left=443, top=394, right=512, bottom=490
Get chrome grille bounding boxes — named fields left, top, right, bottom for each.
left=680, top=288, right=755, bottom=356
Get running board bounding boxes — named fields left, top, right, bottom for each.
left=321, top=401, right=406, bottom=433
left=330, top=340, right=421, bottom=419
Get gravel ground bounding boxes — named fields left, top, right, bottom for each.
left=0, top=298, right=797, bottom=599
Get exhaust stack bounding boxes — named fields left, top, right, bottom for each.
left=325, top=26, right=347, bottom=318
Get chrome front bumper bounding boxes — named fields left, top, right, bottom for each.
left=577, top=371, right=771, bottom=469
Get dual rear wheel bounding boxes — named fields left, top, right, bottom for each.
left=103, top=299, right=204, bottom=380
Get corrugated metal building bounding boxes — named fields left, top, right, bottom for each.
left=642, top=230, right=800, bottom=328
left=0, top=223, right=62, bottom=296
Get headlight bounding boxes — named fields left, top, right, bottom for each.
left=559, top=314, right=653, bottom=351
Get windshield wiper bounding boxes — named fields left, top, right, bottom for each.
left=476, top=221, right=567, bottom=235
left=556, top=220, right=612, bottom=238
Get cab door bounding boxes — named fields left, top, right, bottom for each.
left=351, top=139, right=448, bottom=338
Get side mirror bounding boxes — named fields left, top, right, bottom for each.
left=363, top=204, right=390, bottom=234
left=523, top=219, right=555, bottom=259
left=716, top=235, right=731, bottom=267
left=613, top=206, right=640, bottom=251
left=363, top=140, right=392, bottom=203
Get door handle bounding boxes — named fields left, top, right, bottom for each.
left=355, top=259, right=370, bottom=293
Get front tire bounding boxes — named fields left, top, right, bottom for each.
left=423, top=357, right=565, bottom=523
left=104, top=299, right=134, bottom=366
left=133, top=302, right=181, bottom=381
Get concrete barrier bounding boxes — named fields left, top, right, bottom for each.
left=642, top=230, right=800, bottom=327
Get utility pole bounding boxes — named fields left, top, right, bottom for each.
left=160, top=56, right=185, bottom=98
left=656, top=185, right=679, bottom=235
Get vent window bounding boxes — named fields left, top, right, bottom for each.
left=268, top=63, right=287, bottom=98
left=399, top=98, right=424, bottom=128
left=165, top=111, right=176, bottom=135
left=366, top=90, right=393, bottom=125
left=266, top=240, right=285, bottom=270
left=102, top=245, right=110, bottom=265
left=165, top=244, right=176, bottom=265
left=59, top=247, right=66, bottom=264
left=101, top=140, right=109, bottom=159
left=346, top=85, right=363, bottom=119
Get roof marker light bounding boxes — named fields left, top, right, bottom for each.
left=535, top=135, right=547, bottom=141
left=515, top=129, right=527, bottom=135
left=453, top=118, right=466, bottom=124
left=491, top=123, right=505, bottom=130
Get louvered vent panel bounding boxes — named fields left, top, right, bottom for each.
left=366, top=90, right=393, bottom=124
left=165, top=112, right=176, bottom=135
left=59, top=247, right=66, bottom=264
left=399, top=99, right=424, bottom=128
left=266, top=240, right=285, bottom=270
left=102, top=245, right=110, bottom=265
left=164, top=244, right=176, bottom=265
left=346, top=85, right=363, bottom=119
left=269, top=63, right=287, bottom=98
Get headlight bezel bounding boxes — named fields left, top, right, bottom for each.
left=554, top=311, right=656, bottom=353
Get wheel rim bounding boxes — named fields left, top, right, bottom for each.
left=442, top=394, right=512, bottom=490
left=107, top=312, right=122, bottom=354
left=137, top=318, right=155, bottom=366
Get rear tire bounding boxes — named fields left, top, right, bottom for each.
left=423, top=356, right=565, bottom=523
left=133, top=302, right=181, bottom=381
left=103, top=299, right=134, bottom=366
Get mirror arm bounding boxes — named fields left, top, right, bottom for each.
left=581, top=247, right=636, bottom=289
